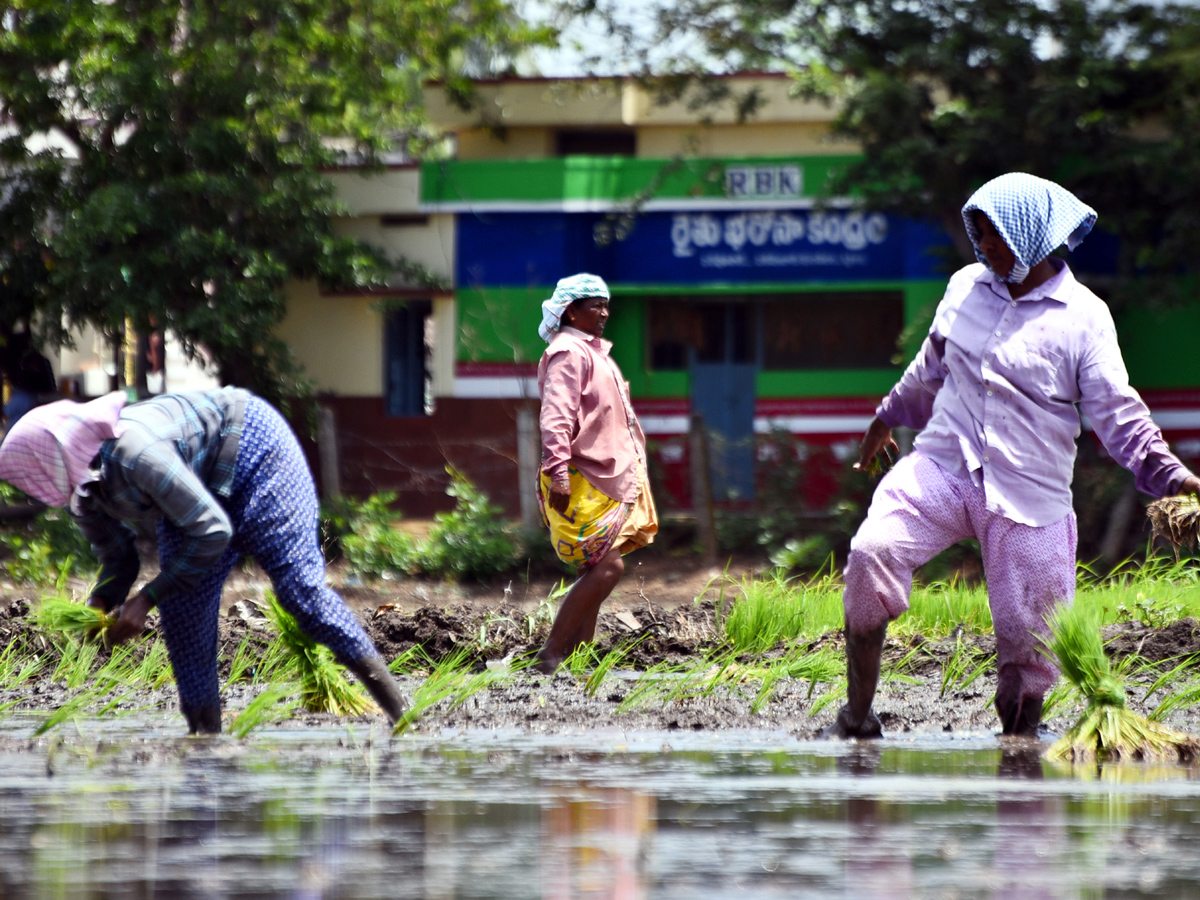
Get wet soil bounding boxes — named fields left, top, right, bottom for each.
left=4, top=551, right=1200, bottom=742
left=2, top=556, right=1200, bottom=748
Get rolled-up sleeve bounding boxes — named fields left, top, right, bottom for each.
left=72, top=495, right=141, bottom=612
left=539, top=347, right=584, bottom=488
left=1079, top=316, right=1193, bottom=498
left=125, top=442, right=233, bottom=605
left=877, top=333, right=947, bottom=431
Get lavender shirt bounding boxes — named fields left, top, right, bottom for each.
left=539, top=327, right=646, bottom=503
left=877, top=260, right=1192, bottom=527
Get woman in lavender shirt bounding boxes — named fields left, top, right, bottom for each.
left=825, top=173, right=1200, bottom=739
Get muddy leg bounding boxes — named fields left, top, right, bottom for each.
left=183, top=701, right=222, bottom=735
left=821, top=622, right=887, bottom=739
left=345, top=653, right=407, bottom=724
left=534, top=547, right=625, bottom=674
left=995, top=665, right=1044, bottom=736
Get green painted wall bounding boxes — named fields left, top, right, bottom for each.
left=1117, top=303, right=1200, bottom=389
left=456, top=279, right=948, bottom=400
left=422, top=155, right=858, bottom=205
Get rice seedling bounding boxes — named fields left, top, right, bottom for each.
left=393, top=648, right=504, bottom=734
left=900, top=581, right=993, bottom=639
left=722, top=570, right=843, bottom=653
left=1079, top=557, right=1200, bottom=626
left=1041, top=679, right=1080, bottom=723
left=0, top=639, right=44, bottom=690
left=35, top=596, right=114, bottom=642
left=807, top=681, right=846, bottom=718
left=741, top=644, right=844, bottom=713
left=226, top=632, right=261, bottom=684
left=615, top=659, right=694, bottom=714
left=263, top=592, right=373, bottom=716
left=230, top=684, right=302, bottom=738
left=939, top=638, right=993, bottom=698
left=387, top=644, right=436, bottom=675
left=1043, top=600, right=1200, bottom=764
left=565, top=643, right=599, bottom=681
left=51, top=637, right=103, bottom=690
left=526, top=581, right=568, bottom=638
left=1147, top=494, right=1200, bottom=555
left=129, top=639, right=172, bottom=688
left=585, top=641, right=638, bottom=697
left=1150, top=679, right=1200, bottom=722
left=882, top=642, right=926, bottom=686
left=34, top=696, right=89, bottom=736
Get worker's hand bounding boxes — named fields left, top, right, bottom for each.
left=86, top=594, right=111, bottom=613
left=107, top=592, right=153, bottom=645
left=1180, top=475, right=1200, bottom=496
left=548, top=482, right=571, bottom=515
left=855, top=416, right=899, bottom=475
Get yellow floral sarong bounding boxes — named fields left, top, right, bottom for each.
left=538, top=465, right=658, bottom=570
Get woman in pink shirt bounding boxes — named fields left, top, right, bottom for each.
left=533, top=273, right=658, bottom=674
left=825, top=173, right=1200, bottom=740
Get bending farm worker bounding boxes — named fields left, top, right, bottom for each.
left=826, top=172, right=1200, bottom=739
left=533, top=273, right=659, bottom=673
left=0, top=388, right=406, bottom=734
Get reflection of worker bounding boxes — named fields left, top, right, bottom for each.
left=0, top=388, right=405, bottom=733
left=533, top=274, right=658, bottom=674
left=2, top=330, right=57, bottom=427
left=826, top=173, right=1200, bottom=739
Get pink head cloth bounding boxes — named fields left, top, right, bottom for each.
left=0, top=392, right=129, bottom=507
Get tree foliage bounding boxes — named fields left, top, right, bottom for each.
left=0, top=0, right=553, bottom=407
left=556, top=0, right=1200, bottom=300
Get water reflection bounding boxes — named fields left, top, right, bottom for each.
left=4, top=725, right=1200, bottom=898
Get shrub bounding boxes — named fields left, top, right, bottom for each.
left=418, top=468, right=516, bottom=580
left=338, top=492, right=419, bottom=578
left=0, top=501, right=98, bottom=584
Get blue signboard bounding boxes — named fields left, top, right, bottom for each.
left=455, top=209, right=953, bottom=287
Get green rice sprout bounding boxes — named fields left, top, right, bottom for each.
left=36, top=596, right=115, bottom=641
left=585, top=641, right=638, bottom=697
left=1147, top=494, right=1200, bottom=555
left=230, top=684, right=302, bottom=738
left=263, top=592, right=373, bottom=716
left=1043, top=600, right=1200, bottom=764
left=393, top=648, right=507, bottom=734
left=387, top=644, right=436, bottom=674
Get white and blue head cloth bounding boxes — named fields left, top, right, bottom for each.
left=538, top=273, right=611, bottom=342
left=961, top=173, right=1097, bottom=284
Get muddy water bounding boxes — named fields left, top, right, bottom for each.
left=3, top=718, right=1200, bottom=899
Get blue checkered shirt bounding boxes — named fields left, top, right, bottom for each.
left=71, top=388, right=248, bottom=609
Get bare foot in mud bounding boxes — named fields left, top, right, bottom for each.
left=819, top=705, right=883, bottom=740
left=532, top=651, right=563, bottom=675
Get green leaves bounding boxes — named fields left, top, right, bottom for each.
left=0, top=0, right=553, bottom=402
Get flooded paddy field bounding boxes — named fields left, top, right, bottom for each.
left=3, top=719, right=1200, bottom=898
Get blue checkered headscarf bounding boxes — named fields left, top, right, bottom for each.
left=539, top=273, right=611, bottom=342
left=961, top=173, right=1097, bottom=284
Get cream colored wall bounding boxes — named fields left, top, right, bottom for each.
left=426, top=76, right=844, bottom=132
left=277, top=282, right=384, bottom=395
left=637, top=123, right=857, bottom=158
left=333, top=213, right=455, bottom=283
left=455, top=127, right=554, bottom=159
left=328, top=168, right=421, bottom=215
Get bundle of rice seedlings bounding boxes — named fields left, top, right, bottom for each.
left=1147, top=494, right=1200, bottom=554
left=36, top=596, right=115, bottom=641
left=263, top=592, right=374, bottom=716
left=1043, top=600, right=1200, bottom=764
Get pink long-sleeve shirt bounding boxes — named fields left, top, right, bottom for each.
left=538, top=327, right=646, bottom=503
left=877, top=260, right=1193, bottom=527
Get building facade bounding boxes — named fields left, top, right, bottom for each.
left=281, top=75, right=1200, bottom=517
